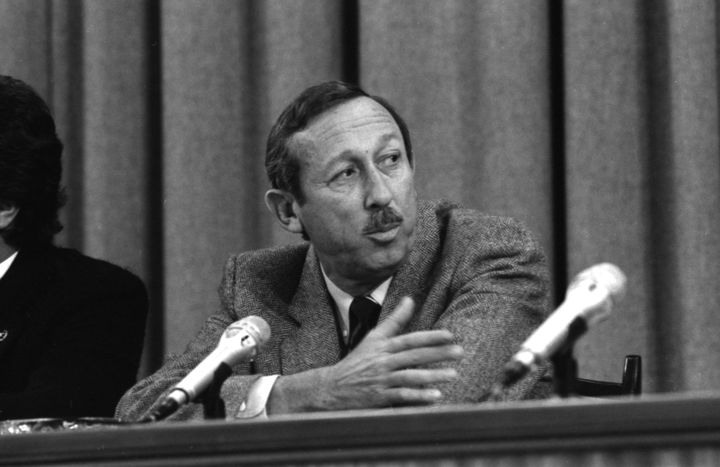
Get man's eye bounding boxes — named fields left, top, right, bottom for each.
left=380, top=154, right=400, bottom=167
left=335, top=168, right=357, bottom=180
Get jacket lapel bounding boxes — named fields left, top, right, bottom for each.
left=280, top=246, right=343, bottom=374
left=381, top=200, right=446, bottom=330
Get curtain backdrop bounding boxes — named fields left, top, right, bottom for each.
left=1, top=0, right=719, bottom=394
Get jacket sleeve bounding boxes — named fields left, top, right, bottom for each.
left=115, top=256, right=265, bottom=422
left=428, top=215, right=552, bottom=404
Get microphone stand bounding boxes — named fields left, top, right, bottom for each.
left=550, top=316, right=588, bottom=398
left=198, top=363, right=232, bottom=419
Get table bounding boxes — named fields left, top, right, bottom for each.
left=2, top=391, right=720, bottom=466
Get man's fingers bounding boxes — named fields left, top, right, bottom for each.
left=381, top=368, right=459, bottom=405
left=386, top=345, right=464, bottom=369
left=373, top=296, right=415, bottom=337
left=386, top=329, right=455, bottom=352
left=383, top=387, right=444, bottom=405
left=385, top=368, right=458, bottom=387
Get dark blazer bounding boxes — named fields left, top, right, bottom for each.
left=116, top=200, right=550, bottom=421
left=0, top=246, right=148, bottom=420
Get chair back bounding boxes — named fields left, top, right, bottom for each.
left=575, top=355, right=642, bottom=397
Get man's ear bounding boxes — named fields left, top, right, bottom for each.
left=265, top=189, right=304, bottom=234
left=0, top=205, right=19, bottom=230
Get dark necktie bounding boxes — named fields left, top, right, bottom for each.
left=348, top=296, right=381, bottom=350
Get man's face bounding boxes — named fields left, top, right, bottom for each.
left=290, top=97, right=417, bottom=289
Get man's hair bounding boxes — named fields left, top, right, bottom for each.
left=265, top=81, right=413, bottom=203
left=0, top=75, right=66, bottom=248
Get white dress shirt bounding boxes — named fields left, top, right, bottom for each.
left=0, top=251, right=18, bottom=280
left=321, top=267, right=392, bottom=344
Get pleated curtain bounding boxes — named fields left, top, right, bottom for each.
left=1, top=0, right=718, bottom=394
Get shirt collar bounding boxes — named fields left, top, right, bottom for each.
left=320, top=264, right=392, bottom=331
left=0, top=250, right=19, bottom=280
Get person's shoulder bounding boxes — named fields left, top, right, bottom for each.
left=49, top=246, right=147, bottom=293
left=420, top=199, right=539, bottom=248
left=223, top=242, right=310, bottom=282
left=218, top=242, right=310, bottom=305
left=228, top=242, right=309, bottom=267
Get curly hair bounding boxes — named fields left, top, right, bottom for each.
left=0, top=75, right=66, bottom=249
left=265, top=81, right=413, bottom=203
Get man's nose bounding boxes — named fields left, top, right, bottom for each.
left=364, top=168, right=393, bottom=208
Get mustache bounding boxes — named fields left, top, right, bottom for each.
left=362, top=206, right=404, bottom=234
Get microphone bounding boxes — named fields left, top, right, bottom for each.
left=140, top=315, right=271, bottom=422
left=496, top=263, right=627, bottom=389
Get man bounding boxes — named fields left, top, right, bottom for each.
left=0, top=75, right=148, bottom=420
left=117, top=81, right=549, bottom=421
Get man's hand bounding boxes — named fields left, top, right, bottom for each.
left=267, top=297, right=464, bottom=414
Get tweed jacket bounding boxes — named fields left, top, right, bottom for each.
left=0, top=246, right=148, bottom=420
left=116, top=200, right=550, bottom=421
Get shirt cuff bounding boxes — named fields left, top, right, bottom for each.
left=232, top=374, right=279, bottom=420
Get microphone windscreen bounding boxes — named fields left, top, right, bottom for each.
left=588, top=263, right=627, bottom=300
left=570, top=263, right=627, bottom=299
left=233, top=315, right=271, bottom=347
